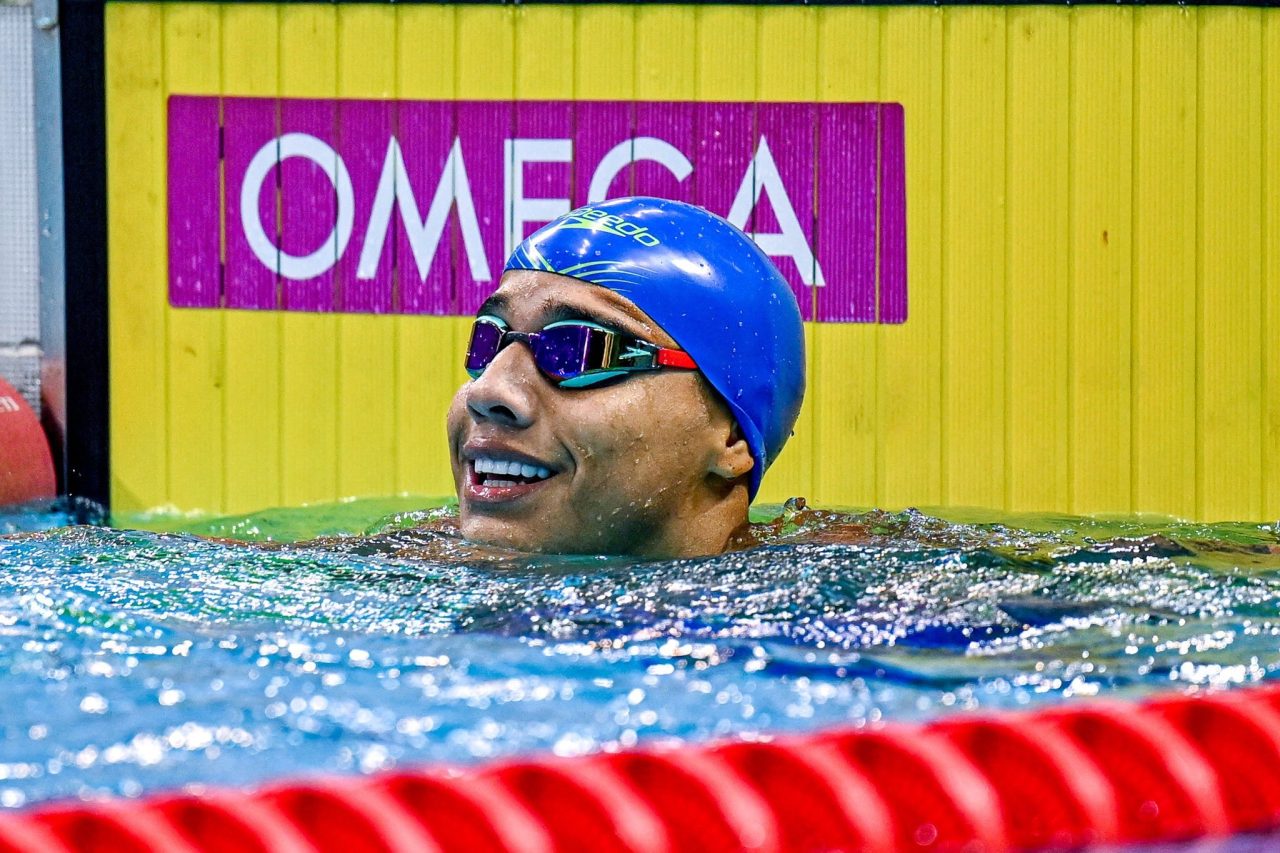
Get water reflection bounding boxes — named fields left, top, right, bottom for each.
left=1, top=501, right=1279, bottom=807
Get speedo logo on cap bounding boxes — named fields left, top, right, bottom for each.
left=559, top=207, right=661, bottom=247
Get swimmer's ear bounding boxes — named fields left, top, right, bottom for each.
left=709, top=422, right=754, bottom=482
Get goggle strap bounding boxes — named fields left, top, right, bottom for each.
left=557, top=369, right=632, bottom=389
left=656, top=348, right=697, bottom=370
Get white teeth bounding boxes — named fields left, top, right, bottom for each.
left=472, top=455, right=553, bottom=481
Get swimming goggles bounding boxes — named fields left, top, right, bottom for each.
left=464, top=315, right=697, bottom=388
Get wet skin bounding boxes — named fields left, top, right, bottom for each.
left=447, top=270, right=754, bottom=558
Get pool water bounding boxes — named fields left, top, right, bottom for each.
left=3, top=498, right=1280, bottom=812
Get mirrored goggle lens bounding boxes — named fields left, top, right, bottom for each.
left=530, top=324, right=596, bottom=380
left=465, top=320, right=504, bottom=376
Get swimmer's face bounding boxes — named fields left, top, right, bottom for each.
left=447, top=270, right=753, bottom=557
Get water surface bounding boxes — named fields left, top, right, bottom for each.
left=2, top=498, right=1279, bottom=810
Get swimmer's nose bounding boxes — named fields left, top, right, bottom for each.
left=465, top=343, right=537, bottom=428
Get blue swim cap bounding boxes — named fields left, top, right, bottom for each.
left=504, top=197, right=805, bottom=500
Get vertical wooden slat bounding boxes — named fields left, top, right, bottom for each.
left=166, top=95, right=220, bottom=310
left=221, top=3, right=282, bottom=514
left=395, top=4, right=460, bottom=498
left=336, top=115, right=393, bottom=314
left=694, top=6, right=756, bottom=108
left=222, top=93, right=279, bottom=313
left=691, top=8, right=756, bottom=232
left=942, top=7, right=1007, bottom=509
left=694, top=5, right=781, bottom=504
left=818, top=106, right=879, bottom=326
left=163, top=4, right=225, bottom=513
left=455, top=5, right=512, bottom=316
left=577, top=3, right=635, bottom=205
left=757, top=6, right=819, bottom=504
left=811, top=6, right=878, bottom=509
left=577, top=4, right=635, bottom=99
left=1005, top=6, right=1069, bottom=512
left=758, top=6, right=818, bottom=505
left=518, top=5, right=575, bottom=99
left=335, top=4, right=397, bottom=500
left=1133, top=7, right=1197, bottom=519
left=278, top=3, right=339, bottom=505
left=1070, top=7, right=1134, bottom=515
left=880, top=7, right=944, bottom=510
left=877, top=103, right=908, bottom=325
left=1198, top=7, right=1264, bottom=521
left=513, top=4, right=574, bottom=244
left=632, top=4, right=689, bottom=204
left=1265, top=13, right=1280, bottom=521
left=633, top=5, right=683, bottom=98
left=106, top=3, right=168, bottom=513
left=277, top=102, right=338, bottom=314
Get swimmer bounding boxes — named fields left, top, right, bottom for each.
left=447, top=197, right=806, bottom=558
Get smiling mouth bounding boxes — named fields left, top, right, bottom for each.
left=470, top=455, right=556, bottom=489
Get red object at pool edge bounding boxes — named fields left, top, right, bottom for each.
left=0, top=377, right=55, bottom=506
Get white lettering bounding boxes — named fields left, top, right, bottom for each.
left=241, top=133, right=355, bottom=280
left=587, top=137, right=693, bottom=203
left=234, top=131, right=830, bottom=290
left=504, top=138, right=573, bottom=258
left=727, top=136, right=825, bottom=287
left=358, top=137, right=490, bottom=282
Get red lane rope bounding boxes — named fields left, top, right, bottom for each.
left=366, top=771, right=553, bottom=853
left=7, top=684, right=1280, bottom=852
left=598, top=749, right=780, bottom=851
left=144, top=791, right=315, bottom=853
left=930, top=713, right=1123, bottom=849
left=1146, top=692, right=1280, bottom=833
left=1035, top=703, right=1232, bottom=842
left=715, top=738, right=896, bottom=853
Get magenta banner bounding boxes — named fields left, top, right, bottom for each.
left=167, top=96, right=907, bottom=323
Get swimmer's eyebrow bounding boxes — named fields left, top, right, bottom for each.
left=540, top=303, right=635, bottom=330
left=476, top=294, right=510, bottom=320
left=474, top=294, right=647, bottom=335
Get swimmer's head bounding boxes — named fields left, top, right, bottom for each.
left=508, top=198, right=806, bottom=496
left=447, top=197, right=806, bottom=557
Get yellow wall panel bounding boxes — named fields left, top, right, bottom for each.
left=1069, top=7, right=1134, bottom=515
left=278, top=4, right=339, bottom=506
left=880, top=7, right=944, bottom=511
left=1198, top=7, right=1264, bottom=521
left=806, top=7, right=879, bottom=508
left=456, top=4, right=512, bottom=101
left=1132, top=8, right=1198, bottom=519
left=106, top=3, right=167, bottom=514
left=220, top=4, right=283, bottom=514
left=163, top=4, right=225, bottom=513
left=1005, top=7, right=1069, bottom=512
left=634, top=5, right=686, bottom=100
left=394, top=5, right=461, bottom=497
left=336, top=5, right=398, bottom=499
left=106, top=3, right=1280, bottom=523
left=759, top=5, right=818, bottom=504
left=516, top=6, right=575, bottom=100
left=942, top=7, right=1007, bottom=509
left=1266, top=14, right=1280, bottom=520
left=694, top=6, right=755, bottom=103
